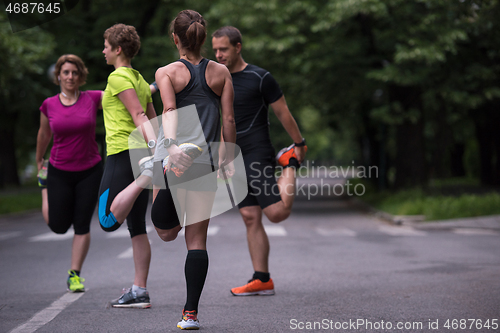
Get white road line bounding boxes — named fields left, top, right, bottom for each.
left=316, top=227, right=357, bottom=237
left=29, top=232, right=74, bottom=242
left=106, top=226, right=154, bottom=238
left=0, top=231, right=22, bottom=241
left=264, top=225, right=287, bottom=236
left=453, top=228, right=499, bottom=235
left=378, top=225, right=427, bottom=236
left=207, top=226, right=220, bottom=236
left=118, top=247, right=134, bottom=259
left=9, top=292, right=85, bottom=333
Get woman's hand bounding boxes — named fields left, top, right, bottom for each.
left=37, top=158, right=45, bottom=172
left=166, top=145, right=193, bottom=172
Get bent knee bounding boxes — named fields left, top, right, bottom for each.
left=264, top=204, right=291, bottom=223
left=156, top=227, right=180, bottom=242
left=48, top=223, right=70, bottom=234
left=267, top=211, right=290, bottom=223
left=99, top=212, right=120, bottom=232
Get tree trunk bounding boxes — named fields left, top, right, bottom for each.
left=0, top=129, right=20, bottom=188
left=450, top=143, right=466, bottom=178
left=430, top=101, right=452, bottom=179
left=390, top=85, right=427, bottom=189
left=473, top=102, right=500, bottom=186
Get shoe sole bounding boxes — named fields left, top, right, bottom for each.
left=180, top=144, right=203, bottom=159
left=177, top=324, right=200, bottom=330
left=67, top=288, right=85, bottom=293
left=231, top=289, right=275, bottom=296
left=163, top=144, right=203, bottom=177
left=111, top=303, right=151, bottom=309
left=138, top=156, right=154, bottom=174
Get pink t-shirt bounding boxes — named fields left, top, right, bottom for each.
left=40, top=90, right=102, bottom=172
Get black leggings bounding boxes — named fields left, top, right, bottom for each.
left=98, top=150, right=149, bottom=237
left=47, top=161, right=103, bottom=235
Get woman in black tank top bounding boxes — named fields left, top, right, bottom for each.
left=150, top=9, right=236, bottom=330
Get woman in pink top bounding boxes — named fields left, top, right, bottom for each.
left=35, top=54, right=104, bottom=292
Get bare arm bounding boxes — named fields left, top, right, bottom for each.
left=98, top=91, right=104, bottom=109
left=155, top=66, right=192, bottom=170
left=156, top=67, right=178, bottom=141
left=220, top=68, right=236, bottom=162
left=145, top=102, right=159, bottom=152
left=271, top=95, right=306, bottom=162
left=117, top=88, right=156, bottom=146
left=150, top=82, right=158, bottom=95
left=36, top=113, right=52, bottom=171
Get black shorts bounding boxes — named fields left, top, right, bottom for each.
left=153, top=161, right=217, bottom=191
left=151, top=163, right=217, bottom=230
left=47, top=161, right=103, bottom=235
left=98, top=150, right=149, bottom=237
left=238, top=148, right=281, bottom=209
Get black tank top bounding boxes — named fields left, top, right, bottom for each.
left=155, top=58, right=221, bottom=167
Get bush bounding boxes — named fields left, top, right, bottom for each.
left=358, top=178, right=500, bottom=221
left=0, top=190, right=41, bottom=215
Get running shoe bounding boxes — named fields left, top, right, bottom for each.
left=163, top=143, right=203, bottom=177
left=138, top=155, right=154, bottom=178
left=230, top=278, right=275, bottom=296
left=177, top=310, right=200, bottom=330
left=110, top=288, right=151, bottom=309
left=276, top=144, right=307, bottom=168
left=67, top=270, right=85, bottom=293
left=37, top=160, right=48, bottom=188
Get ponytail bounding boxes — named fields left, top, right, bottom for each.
left=170, top=10, right=207, bottom=54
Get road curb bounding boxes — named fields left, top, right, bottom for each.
left=348, top=197, right=500, bottom=231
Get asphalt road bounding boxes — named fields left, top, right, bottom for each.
left=1, top=196, right=499, bottom=333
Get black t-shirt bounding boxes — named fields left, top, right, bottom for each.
left=232, top=64, right=283, bottom=153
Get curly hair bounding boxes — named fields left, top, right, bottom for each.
left=103, top=23, right=141, bottom=59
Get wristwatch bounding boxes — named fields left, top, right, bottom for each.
left=147, top=140, right=156, bottom=149
left=164, top=138, right=178, bottom=148
left=295, top=138, right=306, bottom=147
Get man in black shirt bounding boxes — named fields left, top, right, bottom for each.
left=212, top=26, right=307, bottom=296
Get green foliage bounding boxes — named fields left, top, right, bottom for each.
left=0, top=12, right=55, bottom=185
left=362, top=176, right=500, bottom=220
left=0, top=189, right=41, bottom=215
left=2, top=0, right=500, bottom=189
left=0, top=13, right=55, bottom=88
left=374, top=191, right=500, bottom=221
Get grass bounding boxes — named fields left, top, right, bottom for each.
left=0, top=187, right=42, bottom=215
left=359, top=178, right=500, bottom=221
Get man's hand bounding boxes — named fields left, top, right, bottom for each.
left=294, top=145, right=307, bottom=164
left=218, top=159, right=235, bottom=180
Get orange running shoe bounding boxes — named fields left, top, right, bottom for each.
left=276, top=144, right=307, bottom=167
left=230, top=278, right=275, bottom=296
